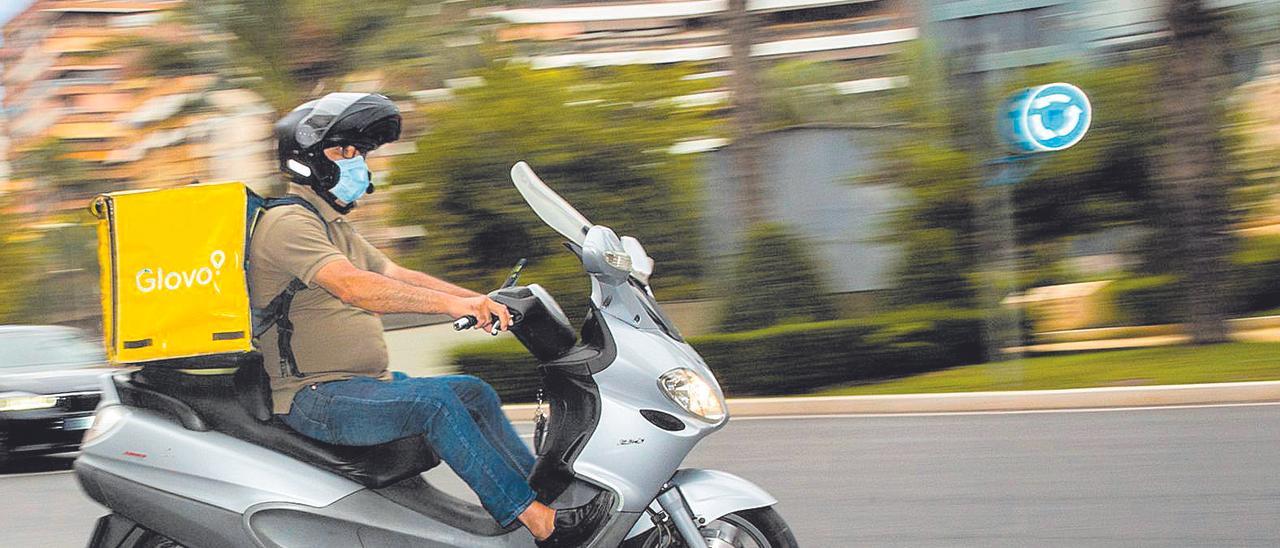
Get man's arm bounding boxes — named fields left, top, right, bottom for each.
left=314, top=259, right=511, bottom=330
left=382, top=262, right=481, bottom=298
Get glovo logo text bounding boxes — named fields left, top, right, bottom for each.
left=135, top=250, right=228, bottom=294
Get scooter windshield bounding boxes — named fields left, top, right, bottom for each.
left=510, top=162, right=592, bottom=246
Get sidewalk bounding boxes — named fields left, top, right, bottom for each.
left=1011, top=316, right=1280, bottom=354
left=502, top=380, right=1280, bottom=421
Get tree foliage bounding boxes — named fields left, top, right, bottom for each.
left=760, top=59, right=897, bottom=127
left=139, top=40, right=207, bottom=77
left=181, top=0, right=490, bottom=111
left=761, top=61, right=846, bottom=128
left=10, top=138, right=96, bottom=198
left=0, top=213, right=100, bottom=326
left=389, top=63, right=720, bottom=313
left=0, top=210, right=42, bottom=323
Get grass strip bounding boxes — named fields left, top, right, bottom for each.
left=818, top=342, right=1280, bottom=396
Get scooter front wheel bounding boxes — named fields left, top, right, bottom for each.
left=624, top=507, right=798, bottom=548
left=136, top=532, right=184, bottom=548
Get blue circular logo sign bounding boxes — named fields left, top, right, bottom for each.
left=1000, top=83, right=1091, bottom=153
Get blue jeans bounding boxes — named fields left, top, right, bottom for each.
left=281, top=372, right=537, bottom=526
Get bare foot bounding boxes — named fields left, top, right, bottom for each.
left=518, top=501, right=556, bottom=540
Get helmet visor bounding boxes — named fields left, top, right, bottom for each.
left=294, top=92, right=371, bottom=149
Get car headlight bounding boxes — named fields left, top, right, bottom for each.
left=658, top=368, right=725, bottom=423
left=0, top=393, right=59, bottom=412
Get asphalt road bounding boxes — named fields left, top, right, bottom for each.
left=2, top=404, right=1279, bottom=547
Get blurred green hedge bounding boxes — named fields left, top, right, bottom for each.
left=1103, top=275, right=1183, bottom=326
left=451, top=308, right=984, bottom=402
left=1233, top=234, right=1280, bottom=315
left=718, top=223, right=837, bottom=332
left=1096, top=235, right=1280, bottom=328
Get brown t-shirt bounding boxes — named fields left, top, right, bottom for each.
left=249, top=184, right=392, bottom=414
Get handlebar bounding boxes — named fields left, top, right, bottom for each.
left=452, top=316, right=478, bottom=331
left=453, top=314, right=503, bottom=336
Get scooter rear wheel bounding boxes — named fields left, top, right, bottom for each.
left=624, top=507, right=798, bottom=548
left=86, top=514, right=185, bottom=548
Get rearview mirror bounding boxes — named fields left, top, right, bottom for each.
left=621, top=236, right=654, bottom=285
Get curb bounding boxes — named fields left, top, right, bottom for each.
left=501, top=381, right=1280, bottom=421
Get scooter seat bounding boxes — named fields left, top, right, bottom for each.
left=122, top=360, right=440, bottom=489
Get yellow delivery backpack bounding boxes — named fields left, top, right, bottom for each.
left=93, top=182, right=259, bottom=364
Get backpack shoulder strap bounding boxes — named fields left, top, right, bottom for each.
left=253, top=277, right=308, bottom=379
left=253, top=195, right=333, bottom=379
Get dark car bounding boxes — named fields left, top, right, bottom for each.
left=0, top=325, right=108, bottom=468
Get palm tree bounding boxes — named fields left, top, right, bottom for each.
left=1155, top=0, right=1234, bottom=343
left=725, top=0, right=766, bottom=226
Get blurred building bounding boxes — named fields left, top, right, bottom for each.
left=701, top=126, right=904, bottom=306
left=925, top=0, right=1280, bottom=74
left=0, top=108, right=11, bottom=193
left=487, top=0, right=1280, bottom=74
left=485, top=0, right=917, bottom=89
left=0, top=0, right=279, bottom=329
left=1, top=0, right=276, bottom=216
left=923, top=0, right=1081, bottom=73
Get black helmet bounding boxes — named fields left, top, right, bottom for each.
left=275, top=92, right=402, bottom=213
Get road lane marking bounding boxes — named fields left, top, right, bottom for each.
left=722, top=381, right=1280, bottom=403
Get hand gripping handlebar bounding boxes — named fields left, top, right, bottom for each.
left=452, top=314, right=502, bottom=336
left=452, top=259, right=527, bottom=336
left=452, top=315, right=479, bottom=331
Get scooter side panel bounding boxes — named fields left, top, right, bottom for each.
left=245, top=492, right=537, bottom=548
left=572, top=322, right=718, bottom=512
left=80, top=407, right=362, bottom=513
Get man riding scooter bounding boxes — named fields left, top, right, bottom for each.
left=250, top=92, right=609, bottom=546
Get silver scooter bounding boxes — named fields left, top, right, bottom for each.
left=74, top=162, right=797, bottom=548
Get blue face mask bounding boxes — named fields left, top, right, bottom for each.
left=331, top=156, right=372, bottom=205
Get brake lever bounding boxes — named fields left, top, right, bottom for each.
left=489, top=309, right=527, bottom=335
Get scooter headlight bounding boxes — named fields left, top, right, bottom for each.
left=658, top=368, right=725, bottom=423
